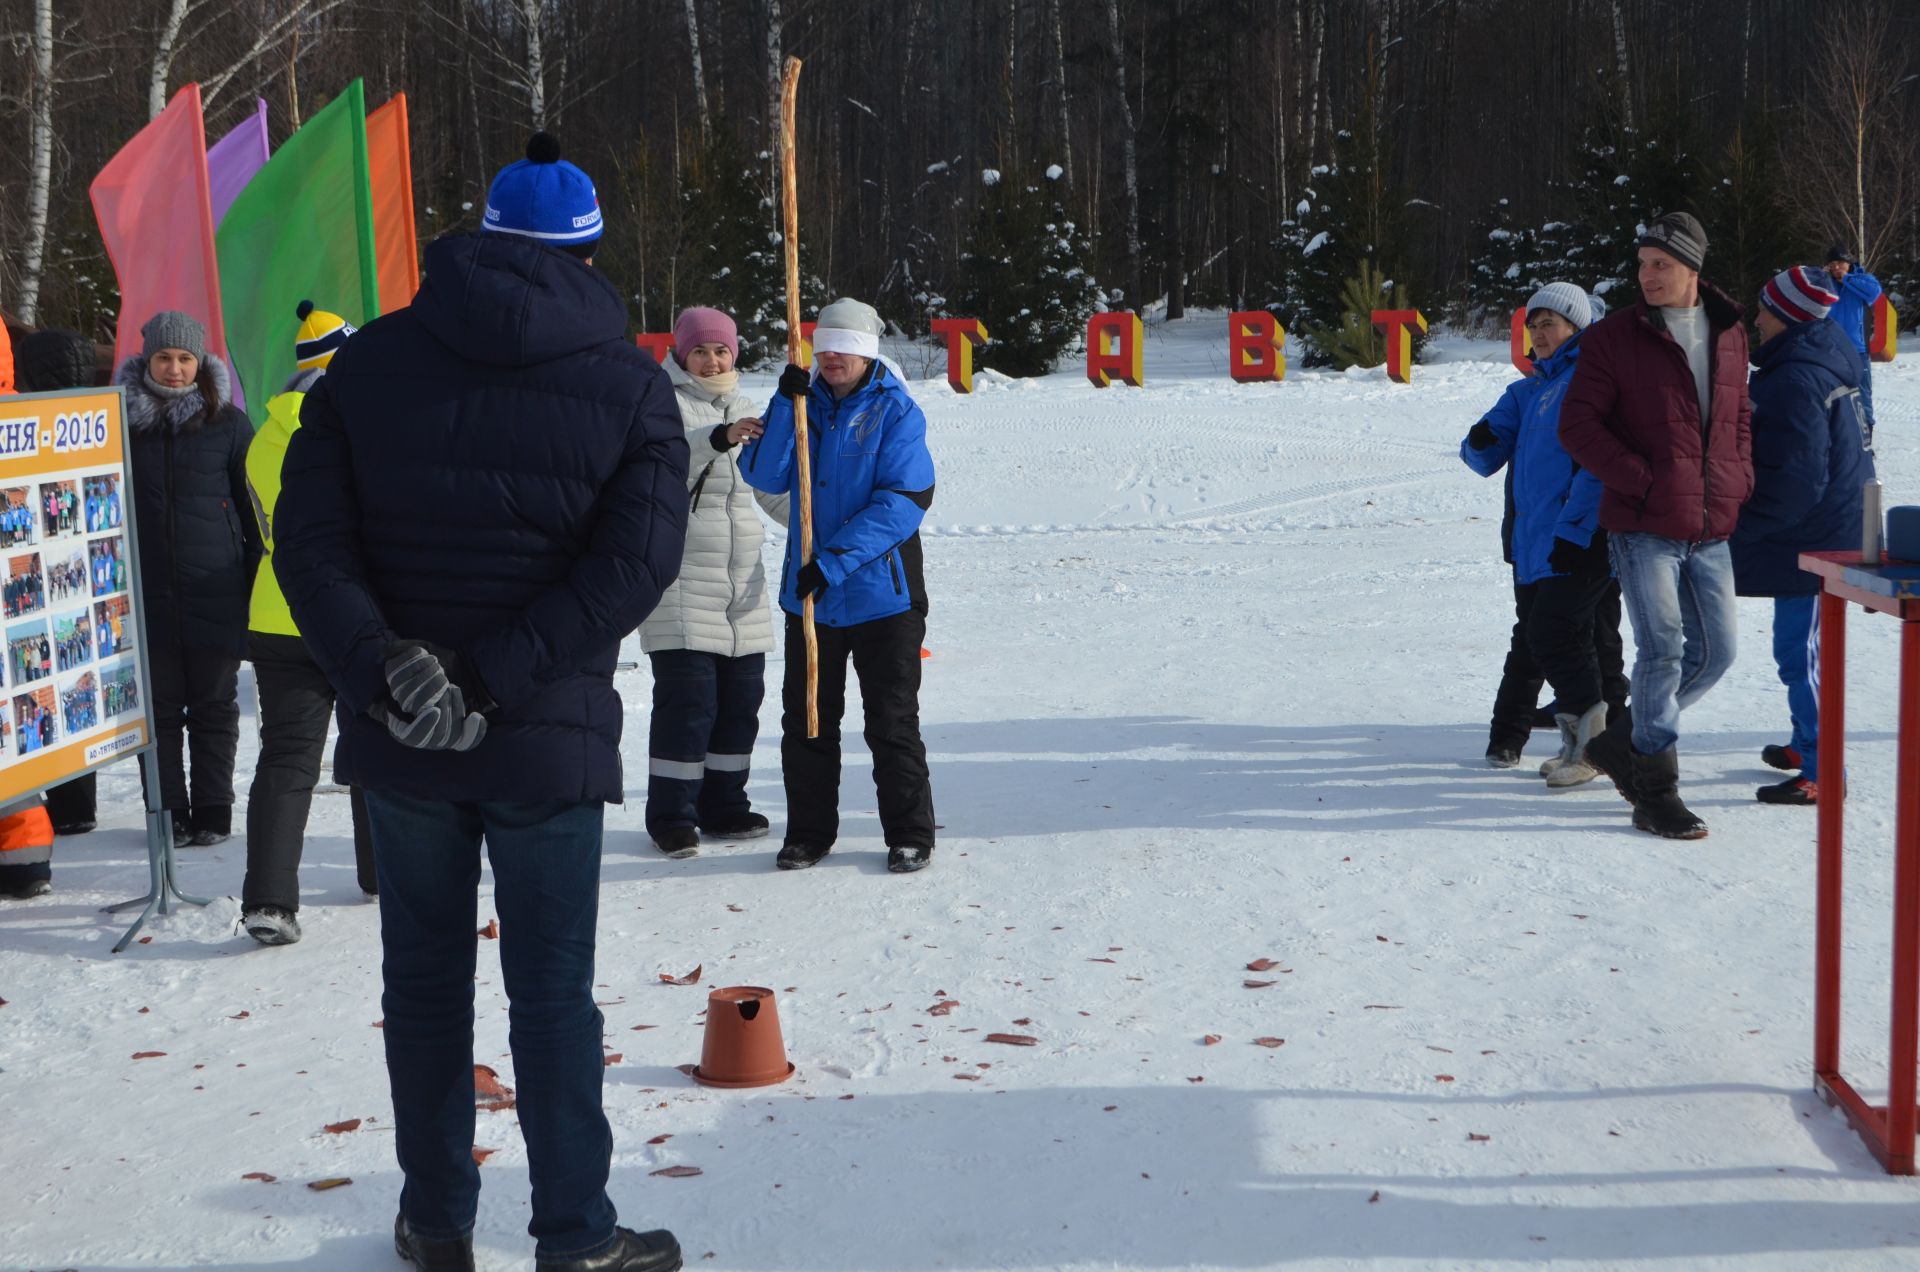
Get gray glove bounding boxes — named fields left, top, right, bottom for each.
left=384, top=642, right=451, bottom=717
left=370, top=686, right=488, bottom=752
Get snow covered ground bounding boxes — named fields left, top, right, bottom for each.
left=7, top=314, right=1920, bottom=1270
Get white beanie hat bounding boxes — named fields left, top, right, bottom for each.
left=1525, top=281, right=1594, bottom=331
left=813, top=297, right=884, bottom=358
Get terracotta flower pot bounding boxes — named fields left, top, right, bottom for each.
left=691, top=986, right=795, bottom=1088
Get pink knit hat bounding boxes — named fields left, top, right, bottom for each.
left=673, top=306, right=738, bottom=362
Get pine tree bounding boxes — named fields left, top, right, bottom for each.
left=1304, top=259, right=1418, bottom=371
left=942, top=165, right=1103, bottom=378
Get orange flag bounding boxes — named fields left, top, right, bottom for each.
left=366, top=94, right=419, bottom=313
left=90, top=84, right=227, bottom=368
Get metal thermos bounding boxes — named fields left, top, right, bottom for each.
left=1863, top=477, right=1884, bottom=563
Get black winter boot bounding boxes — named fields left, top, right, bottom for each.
left=887, top=845, right=933, bottom=873
left=700, top=811, right=770, bottom=840
left=776, top=842, right=830, bottom=870
left=393, top=1213, right=475, bottom=1272
left=187, top=804, right=232, bottom=847
left=536, top=1226, right=682, bottom=1271
left=1629, top=747, right=1708, bottom=840
left=651, top=826, right=699, bottom=859
left=1581, top=708, right=1637, bottom=803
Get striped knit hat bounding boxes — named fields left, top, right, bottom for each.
left=294, top=300, right=355, bottom=371
left=1759, top=266, right=1840, bottom=325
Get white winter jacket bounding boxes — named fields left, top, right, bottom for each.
left=639, top=357, right=789, bottom=656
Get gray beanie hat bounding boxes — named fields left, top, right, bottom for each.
left=1525, top=281, right=1594, bottom=331
left=140, top=310, right=207, bottom=362
left=812, top=297, right=884, bottom=358
left=1637, top=211, right=1707, bottom=273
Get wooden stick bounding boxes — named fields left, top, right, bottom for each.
left=780, top=55, right=818, bottom=739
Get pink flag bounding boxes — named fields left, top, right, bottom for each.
left=207, top=98, right=270, bottom=226
left=89, top=84, right=226, bottom=371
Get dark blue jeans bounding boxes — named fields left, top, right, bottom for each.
left=363, top=790, right=617, bottom=1261
left=645, top=649, right=765, bottom=834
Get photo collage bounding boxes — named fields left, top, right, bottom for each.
left=0, top=467, right=137, bottom=766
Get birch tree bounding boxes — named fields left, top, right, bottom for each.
left=683, top=0, right=710, bottom=142
left=17, top=0, right=53, bottom=325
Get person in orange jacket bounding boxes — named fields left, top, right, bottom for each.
left=0, top=320, right=57, bottom=898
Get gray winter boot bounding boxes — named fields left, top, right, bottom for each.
left=1539, top=716, right=1579, bottom=777
left=1545, top=702, right=1607, bottom=789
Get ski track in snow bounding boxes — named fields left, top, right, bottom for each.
left=7, top=318, right=1920, bottom=1270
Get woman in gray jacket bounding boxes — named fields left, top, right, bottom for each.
left=640, top=307, right=789, bottom=856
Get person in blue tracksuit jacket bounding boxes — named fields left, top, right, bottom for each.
left=1732, top=265, right=1874, bottom=807
left=741, top=297, right=938, bottom=874
left=1824, top=244, right=1882, bottom=434
left=1461, top=282, right=1628, bottom=784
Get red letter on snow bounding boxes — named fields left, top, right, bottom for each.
left=931, top=318, right=989, bottom=392
left=1087, top=312, right=1144, bottom=387
left=1371, top=309, right=1428, bottom=384
left=1228, top=311, right=1285, bottom=382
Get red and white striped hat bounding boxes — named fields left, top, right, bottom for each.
left=1760, top=265, right=1840, bottom=325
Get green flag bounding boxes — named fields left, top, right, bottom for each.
left=216, top=79, right=378, bottom=424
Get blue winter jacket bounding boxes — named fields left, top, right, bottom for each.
left=1829, top=269, right=1883, bottom=354
left=1459, top=337, right=1603, bottom=585
left=741, top=361, right=935, bottom=627
left=1730, top=317, right=1874, bottom=598
left=275, top=233, right=690, bottom=804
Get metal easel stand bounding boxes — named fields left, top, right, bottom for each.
left=103, top=748, right=209, bottom=952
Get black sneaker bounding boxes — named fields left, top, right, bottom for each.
left=651, top=826, right=699, bottom=859
left=1757, top=776, right=1821, bottom=806
left=776, top=842, right=830, bottom=870
left=887, top=846, right=933, bottom=874
left=394, top=1213, right=475, bottom=1272
left=1485, top=745, right=1523, bottom=769
left=700, top=811, right=770, bottom=841
left=536, top=1226, right=682, bottom=1272
left=1761, top=744, right=1804, bottom=771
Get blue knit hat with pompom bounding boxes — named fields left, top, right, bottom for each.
left=482, top=132, right=603, bottom=245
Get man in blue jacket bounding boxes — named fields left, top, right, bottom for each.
left=1825, top=244, right=1882, bottom=433
left=275, top=134, right=689, bottom=1272
left=1732, top=265, right=1873, bottom=806
left=741, top=298, right=938, bottom=874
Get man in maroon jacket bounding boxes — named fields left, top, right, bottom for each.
left=1559, top=211, right=1754, bottom=839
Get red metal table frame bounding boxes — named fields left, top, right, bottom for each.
left=1802, top=549, right=1920, bottom=1173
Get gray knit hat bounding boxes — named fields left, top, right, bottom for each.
left=1525, top=281, right=1594, bottom=331
left=140, top=311, right=207, bottom=362
left=1637, top=211, right=1707, bottom=273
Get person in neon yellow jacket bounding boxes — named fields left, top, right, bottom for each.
left=239, top=300, right=374, bottom=946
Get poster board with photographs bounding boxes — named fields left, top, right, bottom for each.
left=0, top=387, right=152, bottom=804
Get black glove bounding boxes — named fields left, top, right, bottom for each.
left=1467, top=420, right=1499, bottom=451
left=777, top=363, right=811, bottom=400
left=794, top=560, right=829, bottom=600
left=1548, top=535, right=1607, bottom=577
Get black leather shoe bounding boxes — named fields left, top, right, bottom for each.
left=776, top=842, right=830, bottom=870
left=887, top=846, right=932, bottom=873
left=393, top=1213, right=475, bottom=1272
left=537, top=1226, right=682, bottom=1271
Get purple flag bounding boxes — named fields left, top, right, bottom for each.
left=207, top=98, right=270, bottom=226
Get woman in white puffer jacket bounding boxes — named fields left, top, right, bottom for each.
left=639, top=307, right=789, bottom=857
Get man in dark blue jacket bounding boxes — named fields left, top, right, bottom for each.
left=742, top=298, right=938, bottom=874
left=275, top=134, right=689, bottom=1272
left=1732, top=265, right=1873, bottom=807
left=1825, top=244, right=1883, bottom=433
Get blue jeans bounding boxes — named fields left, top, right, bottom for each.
left=363, top=790, right=617, bottom=1261
left=645, top=649, right=764, bottom=834
left=1772, top=595, right=1820, bottom=779
left=1610, top=533, right=1738, bottom=754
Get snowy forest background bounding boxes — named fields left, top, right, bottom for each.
left=1, top=0, right=1917, bottom=372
